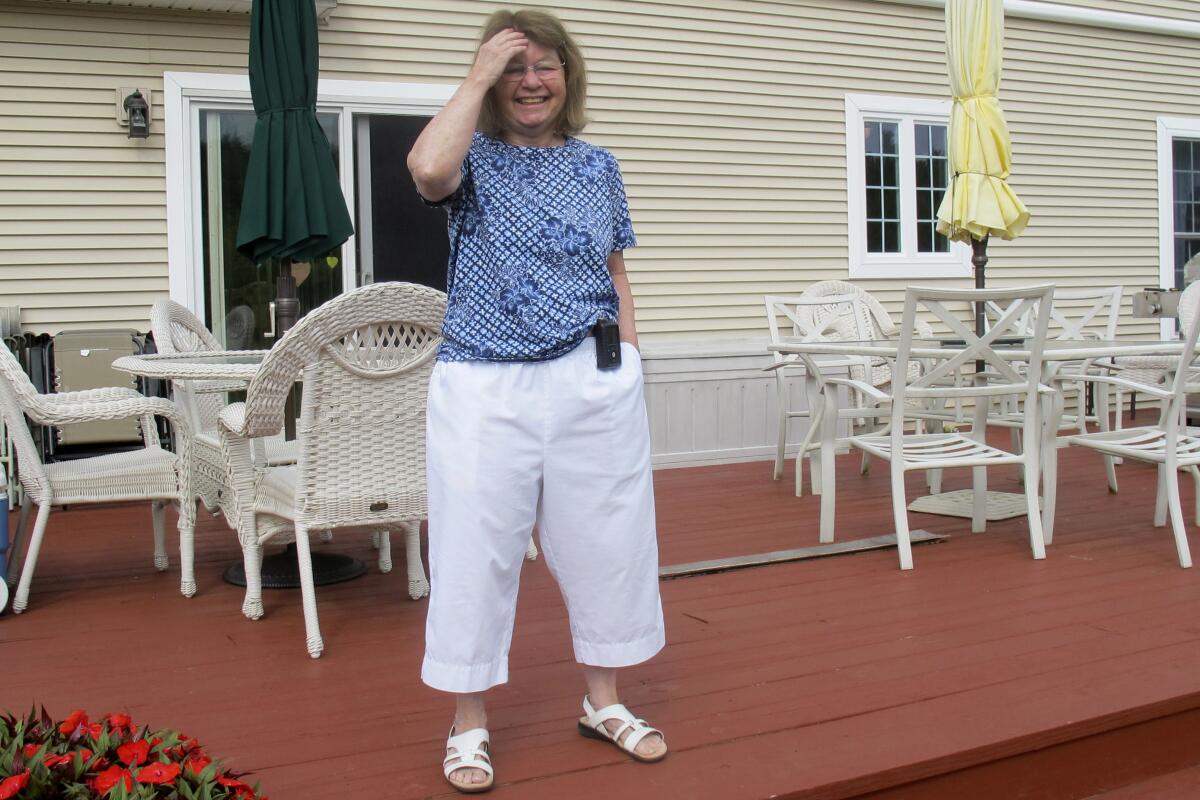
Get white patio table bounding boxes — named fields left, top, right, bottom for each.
left=768, top=337, right=1186, bottom=544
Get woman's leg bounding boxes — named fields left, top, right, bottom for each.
left=581, top=666, right=666, bottom=759
left=445, top=692, right=490, bottom=787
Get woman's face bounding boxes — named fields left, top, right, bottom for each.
left=493, top=39, right=567, bottom=145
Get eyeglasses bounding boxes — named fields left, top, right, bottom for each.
left=500, top=60, right=565, bottom=82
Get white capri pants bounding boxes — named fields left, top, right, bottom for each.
left=422, top=338, right=665, bottom=693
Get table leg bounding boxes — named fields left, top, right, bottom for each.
left=818, top=387, right=838, bottom=543
left=1040, top=387, right=1064, bottom=544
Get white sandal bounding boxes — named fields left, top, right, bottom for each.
left=577, top=695, right=667, bottom=763
left=443, top=726, right=494, bottom=794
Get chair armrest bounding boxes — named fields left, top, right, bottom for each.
left=46, top=387, right=144, bottom=404
left=824, top=376, right=891, bottom=404
left=218, top=402, right=249, bottom=438
left=1071, top=373, right=1174, bottom=400
left=26, top=394, right=190, bottom=436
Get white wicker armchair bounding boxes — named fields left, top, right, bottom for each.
left=0, top=344, right=195, bottom=613
left=149, top=299, right=296, bottom=519
left=218, top=281, right=446, bottom=658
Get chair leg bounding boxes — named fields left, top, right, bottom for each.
left=241, top=536, right=265, bottom=621
left=151, top=500, right=169, bottom=571
left=293, top=522, right=324, bottom=658
left=1191, top=466, right=1200, bottom=526
left=890, top=464, right=913, bottom=570
left=971, top=465, right=988, bottom=533
left=1041, top=392, right=1062, bottom=545
left=1097, top=381, right=1119, bottom=492
left=525, top=534, right=539, bottom=561
left=927, top=468, right=942, bottom=495
left=5, top=500, right=32, bottom=586
left=818, top=392, right=837, bottom=543
left=12, top=502, right=51, bottom=614
left=405, top=521, right=430, bottom=600
left=178, top=504, right=196, bottom=598
left=773, top=408, right=787, bottom=481
left=1154, top=464, right=1169, bottom=527
left=376, top=529, right=392, bottom=573
left=1163, top=466, right=1194, bottom=568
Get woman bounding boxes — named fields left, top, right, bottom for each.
left=407, top=8, right=668, bottom=794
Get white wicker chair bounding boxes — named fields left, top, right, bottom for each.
left=0, top=344, right=195, bottom=612
left=218, top=281, right=447, bottom=658
left=150, top=300, right=297, bottom=519
left=837, top=285, right=1054, bottom=570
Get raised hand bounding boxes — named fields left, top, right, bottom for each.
left=468, top=28, right=529, bottom=88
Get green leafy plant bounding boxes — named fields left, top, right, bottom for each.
left=0, top=709, right=266, bottom=799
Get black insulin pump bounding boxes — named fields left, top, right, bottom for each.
left=593, top=319, right=622, bottom=369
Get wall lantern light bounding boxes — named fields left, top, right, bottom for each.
left=116, top=87, right=152, bottom=139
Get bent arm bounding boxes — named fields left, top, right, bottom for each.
left=608, top=251, right=639, bottom=351
left=407, top=28, right=528, bottom=201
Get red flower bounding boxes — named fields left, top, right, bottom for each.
left=57, top=709, right=89, bottom=735
left=91, top=765, right=134, bottom=795
left=76, top=747, right=95, bottom=763
left=43, top=752, right=74, bottom=768
left=137, top=762, right=182, bottom=784
left=105, top=712, right=132, bottom=733
left=117, top=738, right=150, bottom=766
left=0, top=771, right=30, bottom=800
left=22, top=743, right=38, bottom=758
left=218, top=775, right=258, bottom=797
left=186, top=754, right=213, bottom=775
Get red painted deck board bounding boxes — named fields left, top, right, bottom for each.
left=2, top=442, right=1198, bottom=799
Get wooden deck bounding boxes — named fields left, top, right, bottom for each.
left=3, top=443, right=1200, bottom=799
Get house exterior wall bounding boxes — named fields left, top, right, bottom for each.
left=2, top=0, right=1200, bottom=464
left=3, top=0, right=1199, bottom=338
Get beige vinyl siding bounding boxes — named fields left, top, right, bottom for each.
left=2, top=0, right=1200, bottom=340
left=1033, top=0, right=1200, bottom=24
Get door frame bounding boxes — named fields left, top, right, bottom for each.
left=163, top=71, right=454, bottom=324
left=1157, top=116, right=1200, bottom=338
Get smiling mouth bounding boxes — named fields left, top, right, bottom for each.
left=515, top=97, right=547, bottom=105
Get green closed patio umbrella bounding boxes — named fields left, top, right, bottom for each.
left=236, top=0, right=353, bottom=335
left=232, top=0, right=359, bottom=588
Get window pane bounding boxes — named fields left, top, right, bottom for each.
left=933, top=159, right=948, bottom=189
left=883, top=221, right=900, bottom=253
left=915, top=126, right=929, bottom=157
left=867, top=188, right=882, bottom=219
left=881, top=123, right=898, bottom=155
left=930, top=125, right=947, bottom=158
left=882, top=155, right=899, bottom=187
left=1176, top=138, right=1191, bottom=171
left=883, top=188, right=899, bottom=220
left=918, top=223, right=932, bottom=253
left=867, top=221, right=883, bottom=252
left=916, top=190, right=931, bottom=220
left=866, top=155, right=882, bottom=187
left=865, top=122, right=881, bottom=153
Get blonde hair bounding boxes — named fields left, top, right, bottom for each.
left=477, top=9, right=588, bottom=138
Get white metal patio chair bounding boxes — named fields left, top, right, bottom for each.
left=1064, top=292, right=1200, bottom=568
left=218, top=281, right=447, bottom=657
left=0, top=344, right=196, bottom=612
left=835, top=284, right=1054, bottom=570
left=980, top=286, right=1123, bottom=490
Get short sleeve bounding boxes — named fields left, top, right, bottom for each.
left=608, top=154, right=637, bottom=252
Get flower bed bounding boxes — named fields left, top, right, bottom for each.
left=0, top=709, right=267, bottom=799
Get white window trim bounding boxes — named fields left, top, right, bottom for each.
left=1157, top=117, right=1200, bottom=339
left=845, top=94, right=971, bottom=280
left=163, top=71, right=455, bottom=323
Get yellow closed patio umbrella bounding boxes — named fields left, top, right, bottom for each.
left=936, top=0, right=1030, bottom=333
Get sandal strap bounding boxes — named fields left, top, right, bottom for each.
left=444, top=726, right=494, bottom=779
left=582, top=697, right=664, bottom=754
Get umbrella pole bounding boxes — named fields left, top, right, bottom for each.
left=274, top=257, right=301, bottom=441
left=972, top=235, right=990, bottom=380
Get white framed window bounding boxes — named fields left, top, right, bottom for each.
left=845, top=94, right=971, bottom=279
left=163, top=72, right=454, bottom=346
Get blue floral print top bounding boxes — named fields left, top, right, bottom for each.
left=430, top=132, right=636, bottom=362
